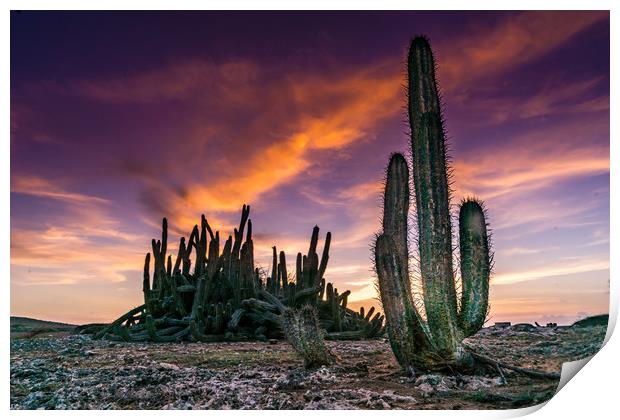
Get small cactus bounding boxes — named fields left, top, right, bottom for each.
left=281, top=305, right=335, bottom=368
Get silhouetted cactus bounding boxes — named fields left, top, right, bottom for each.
left=95, top=205, right=383, bottom=342
left=375, top=36, right=491, bottom=372
left=281, top=305, right=335, bottom=368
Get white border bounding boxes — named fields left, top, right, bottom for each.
left=3, top=2, right=617, bottom=419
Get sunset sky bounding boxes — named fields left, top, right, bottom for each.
left=10, top=11, right=609, bottom=325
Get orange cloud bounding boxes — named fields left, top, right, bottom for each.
left=122, top=60, right=404, bottom=230
left=437, top=11, right=608, bottom=92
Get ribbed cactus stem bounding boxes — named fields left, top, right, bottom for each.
left=382, top=153, right=410, bottom=294
left=207, top=231, right=219, bottom=280
left=161, top=217, right=168, bottom=262
left=295, top=253, right=302, bottom=285
left=458, top=199, right=491, bottom=337
left=279, top=251, right=287, bottom=281
left=173, top=237, right=186, bottom=275
left=240, top=230, right=256, bottom=300
left=220, top=235, right=232, bottom=280
left=408, top=36, right=459, bottom=355
left=306, top=226, right=320, bottom=287
left=376, top=157, right=433, bottom=367
left=271, top=247, right=278, bottom=292
left=143, top=253, right=150, bottom=294
left=317, top=232, right=330, bottom=282
left=375, top=235, right=419, bottom=369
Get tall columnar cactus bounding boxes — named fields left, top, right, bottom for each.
left=375, top=36, right=491, bottom=372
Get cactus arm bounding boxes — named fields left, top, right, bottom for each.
left=173, top=237, right=186, bottom=275
left=207, top=231, right=220, bottom=279
left=375, top=234, right=429, bottom=369
left=408, top=36, right=460, bottom=354
left=316, top=232, right=331, bottom=283
left=142, top=252, right=151, bottom=296
left=376, top=153, right=432, bottom=368
left=295, top=252, right=302, bottom=285
left=382, top=153, right=411, bottom=294
left=458, top=199, right=491, bottom=337
left=271, top=246, right=278, bottom=292
left=151, top=239, right=161, bottom=290
left=204, top=215, right=215, bottom=242
left=278, top=250, right=288, bottom=295
left=232, top=204, right=250, bottom=261
left=187, top=225, right=199, bottom=256
left=161, top=217, right=168, bottom=263
left=308, top=225, right=319, bottom=258
left=239, top=235, right=256, bottom=300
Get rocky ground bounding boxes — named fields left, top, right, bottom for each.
left=10, top=322, right=606, bottom=410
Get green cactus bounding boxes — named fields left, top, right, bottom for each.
left=458, top=199, right=491, bottom=337
left=375, top=36, right=491, bottom=372
left=281, top=305, right=335, bottom=368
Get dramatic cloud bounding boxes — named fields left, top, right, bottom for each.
left=84, top=60, right=402, bottom=230
left=437, top=11, right=608, bottom=92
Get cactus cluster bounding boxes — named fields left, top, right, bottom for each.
left=374, top=36, right=492, bottom=372
left=95, top=205, right=384, bottom=342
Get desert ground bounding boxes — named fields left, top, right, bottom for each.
left=10, top=316, right=606, bottom=410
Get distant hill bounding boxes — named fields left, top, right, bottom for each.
left=11, top=313, right=609, bottom=341
left=10, top=316, right=77, bottom=339
left=571, top=314, right=609, bottom=328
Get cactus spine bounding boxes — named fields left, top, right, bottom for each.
left=375, top=36, right=491, bottom=372
left=458, top=200, right=491, bottom=337
left=281, top=305, right=335, bottom=368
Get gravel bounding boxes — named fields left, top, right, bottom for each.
left=11, top=324, right=606, bottom=409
